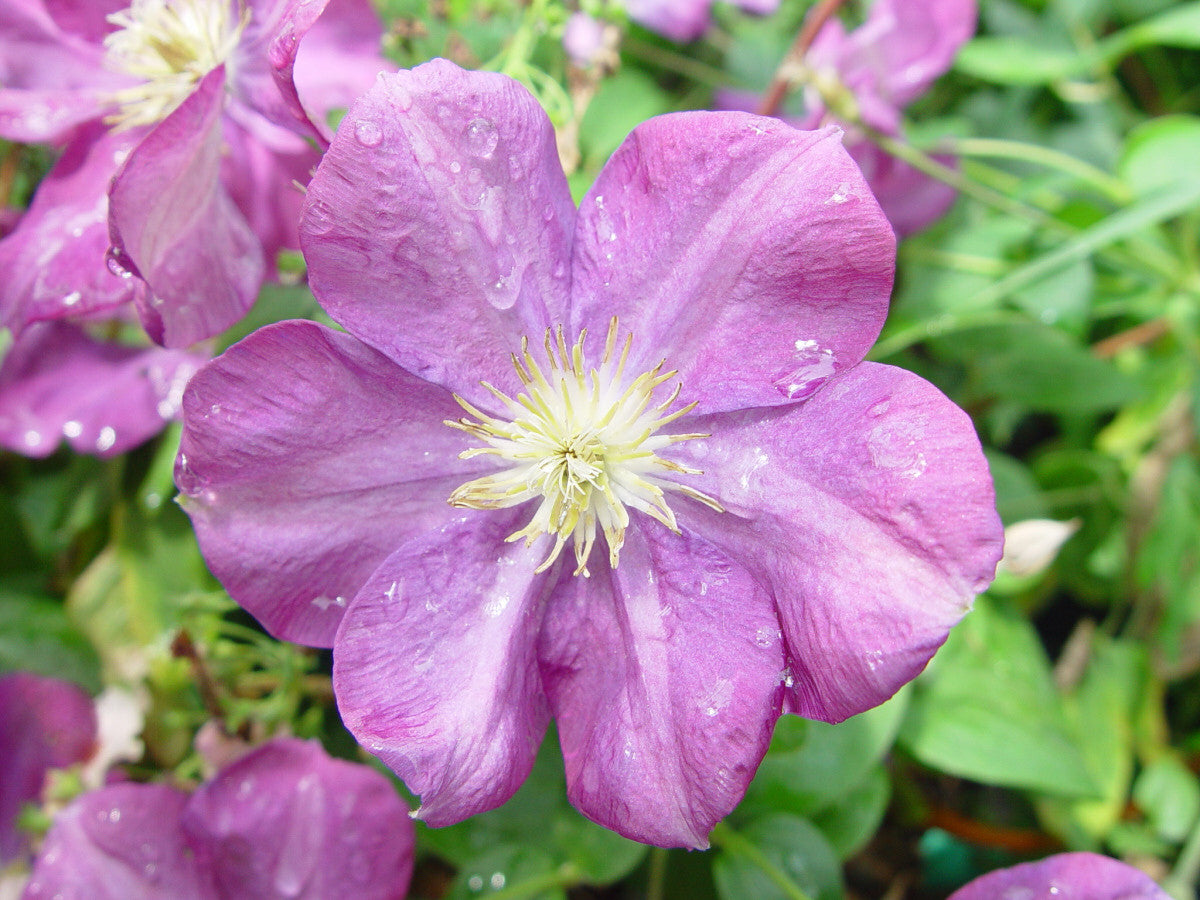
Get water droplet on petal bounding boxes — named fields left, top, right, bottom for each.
left=465, top=117, right=499, bottom=159
left=353, top=119, right=383, bottom=147
left=105, top=246, right=132, bottom=278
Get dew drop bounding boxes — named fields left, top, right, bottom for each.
left=63, top=290, right=81, bottom=307
left=468, top=875, right=484, bottom=891
left=866, top=398, right=890, bottom=418
left=105, top=246, right=132, bottom=278
left=354, top=119, right=383, bottom=147
left=490, top=873, right=506, bottom=890
left=465, top=117, right=499, bottom=159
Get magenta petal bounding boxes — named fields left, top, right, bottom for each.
left=177, top=320, right=480, bottom=647
left=22, top=784, right=211, bottom=900
left=571, top=117, right=894, bottom=415
left=623, top=0, right=712, bottom=42
left=260, top=0, right=387, bottom=144
left=0, top=125, right=139, bottom=332
left=0, top=673, right=95, bottom=864
left=301, top=60, right=574, bottom=405
left=0, top=0, right=119, bottom=142
left=948, top=852, right=1169, bottom=900
left=845, top=138, right=958, bottom=238
left=219, top=119, right=314, bottom=270
left=675, top=362, right=1002, bottom=722
left=0, top=321, right=204, bottom=458
left=539, top=523, right=784, bottom=849
left=109, top=67, right=264, bottom=347
left=848, top=0, right=978, bottom=108
left=183, top=738, right=413, bottom=900
left=333, top=513, right=552, bottom=826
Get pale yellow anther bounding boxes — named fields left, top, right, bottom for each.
left=447, top=318, right=723, bottom=577
left=103, top=0, right=248, bottom=129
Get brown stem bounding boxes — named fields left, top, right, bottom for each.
left=171, top=629, right=225, bottom=724
left=757, top=0, right=849, bottom=117
left=1092, top=317, right=1172, bottom=359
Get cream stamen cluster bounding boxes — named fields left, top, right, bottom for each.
left=103, top=0, right=248, bottom=129
left=447, top=318, right=722, bottom=576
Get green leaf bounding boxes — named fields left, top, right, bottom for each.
left=446, top=846, right=565, bottom=900
left=941, top=324, right=1137, bottom=413
left=1134, top=756, right=1200, bottom=843
left=900, top=596, right=1098, bottom=796
left=0, top=591, right=101, bottom=692
left=809, top=768, right=891, bottom=861
left=1119, top=116, right=1200, bottom=198
left=713, top=816, right=842, bottom=900
left=579, top=68, right=670, bottom=168
left=66, top=500, right=209, bottom=681
left=955, top=37, right=1087, bottom=85
left=739, top=689, right=908, bottom=819
left=1037, top=637, right=1147, bottom=846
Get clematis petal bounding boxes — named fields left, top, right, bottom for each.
left=22, top=784, right=211, bottom=900
left=42, top=0, right=126, bottom=42
left=837, top=0, right=977, bottom=109
left=108, top=66, right=264, bottom=348
left=539, top=522, right=784, bottom=849
left=571, top=117, right=894, bottom=415
left=0, top=673, right=96, bottom=864
left=845, top=138, right=958, bottom=238
left=177, top=320, right=483, bottom=647
left=673, top=362, right=1002, bottom=722
left=183, top=738, right=413, bottom=900
left=301, top=60, right=575, bottom=406
left=948, top=852, right=1169, bottom=899
left=0, top=321, right=204, bottom=458
left=219, top=118, right=314, bottom=273
left=253, top=0, right=387, bottom=145
left=0, top=0, right=120, bottom=143
left=0, top=125, right=138, bottom=333
left=333, top=512, right=552, bottom=826
left=622, top=0, right=713, bottom=43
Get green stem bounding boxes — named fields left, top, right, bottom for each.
left=622, top=36, right=732, bottom=87
left=1165, top=801, right=1200, bottom=895
left=709, top=822, right=814, bottom=900
left=478, top=863, right=582, bottom=900
left=941, top=137, right=1132, bottom=204
left=865, top=127, right=1180, bottom=282
left=867, top=310, right=1032, bottom=360
left=646, top=846, right=669, bottom=900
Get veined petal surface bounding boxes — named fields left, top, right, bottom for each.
left=948, top=852, right=1170, bottom=900
left=539, top=522, right=784, bottom=848
left=183, top=738, right=413, bottom=900
left=673, top=362, right=1002, bottom=722
left=571, top=116, right=893, bottom=415
left=333, top=513, right=553, bottom=826
left=177, top=320, right=482, bottom=647
left=0, top=125, right=138, bottom=332
left=301, top=60, right=575, bottom=407
left=109, top=67, right=264, bottom=347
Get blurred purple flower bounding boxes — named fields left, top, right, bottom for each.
left=948, top=852, right=1170, bottom=899
left=0, top=0, right=386, bottom=347
left=623, top=0, right=778, bottom=44
left=22, top=737, right=415, bottom=900
left=0, top=319, right=205, bottom=457
left=726, top=0, right=975, bottom=236
left=175, top=60, right=1003, bottom=847
left=0, top=673, right=96, bottom=865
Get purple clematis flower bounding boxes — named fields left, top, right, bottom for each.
left=623, top=0, right=779, bottom=44
left=0, top=0, right=386, bottom=348
left=21, top=737, right=415, bottom=899
left=727, top=0, right=976, bottom=236
left=175, top=60, right=1003, bottom=848
left=948, top=852, right=1170, bottom=899
left=0, top=673, right=97, bottom=865
left=0, top=318, right=205, bottom=457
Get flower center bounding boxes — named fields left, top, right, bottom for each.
left=103, top=0, right=248, bottom=129
left=447, top=318, right=722, bottom=577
